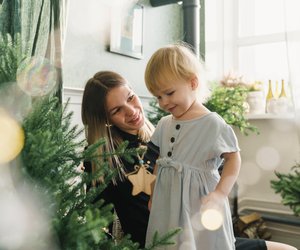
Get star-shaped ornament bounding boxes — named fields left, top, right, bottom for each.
left=127, top=145, right=156, bottom=196
left=128, top=165, right=156, bottom=196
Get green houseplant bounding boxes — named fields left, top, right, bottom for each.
left=204, top=84, right=257, bottom=135
left=271, top=163, right=300, bottom=216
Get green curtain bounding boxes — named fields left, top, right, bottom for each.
left=0, top=0, right=68, bottom=101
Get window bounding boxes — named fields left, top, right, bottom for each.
left=205, top=0, right=300, bottom=93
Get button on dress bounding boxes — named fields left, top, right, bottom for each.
left=146, top=113, right=239, bottom=250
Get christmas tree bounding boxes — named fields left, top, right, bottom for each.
left=20, top=96, right=180, bottom=249
left=0, top=33, right=179, bottom=250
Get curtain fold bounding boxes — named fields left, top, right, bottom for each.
left=0, top=0, right=69, bottom=100
left=283, top=0, right=300, bottom=140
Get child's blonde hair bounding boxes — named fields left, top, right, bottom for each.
left=145, top=43, right=209, bottom=102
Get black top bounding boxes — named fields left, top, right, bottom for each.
left=84, top=128, right=159, bottom=247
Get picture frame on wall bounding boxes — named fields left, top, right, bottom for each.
left=109, top=4, right=144, bottom=59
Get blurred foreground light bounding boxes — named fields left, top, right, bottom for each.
left=256, top=146, right=280, bottom=170
left=0, top=184, right=58, bottom=250
left=201, top=208, right=223, bottom=231
left=0, top=110, right=24, bottom=164
left=17, top=57, right=57, bottom=96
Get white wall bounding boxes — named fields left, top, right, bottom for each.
left=63, top=0, right=183, bottom=97
left=234, top=117, right=300, bottom=214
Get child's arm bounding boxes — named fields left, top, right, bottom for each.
left=202, top=151, right=241, bottom=208
left=148, top=163, right=158, bottom=210
left=215, top=151, right=241, bottom=197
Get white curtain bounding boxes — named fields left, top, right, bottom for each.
left=284, top=0, right=300, bottom=137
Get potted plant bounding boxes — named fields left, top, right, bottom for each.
left=245, top=81, right=265, bottom=114
left=271, top=163, right=300, bottom=216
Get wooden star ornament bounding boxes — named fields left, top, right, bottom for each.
left=127, top=145, right=156, bottom=196
left=128, top=165, right=156, bottom=196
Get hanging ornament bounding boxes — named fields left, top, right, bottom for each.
left=127, top=145, right=156, bottom=196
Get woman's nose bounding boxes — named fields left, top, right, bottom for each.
left=125, top=104, right=135, bottom=116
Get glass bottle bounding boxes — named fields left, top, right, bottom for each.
left=274, top=80, right=280, bottom=98
left=276, top=79, right=289, bottom=113
left=266, top=80, right=274, bottom=101
left=279, top=79, right=287, bottom=98
left=266, top=80, right=274, bottom=113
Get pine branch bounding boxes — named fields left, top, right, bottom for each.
left=0, top=33, right=25, bottom=84
left=144, top=228, right=182, bottom=250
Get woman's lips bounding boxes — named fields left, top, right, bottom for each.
left=130, top=112, right=142, bottom=125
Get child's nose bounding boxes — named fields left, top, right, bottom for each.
left=159, top=97, right=168, bottom=108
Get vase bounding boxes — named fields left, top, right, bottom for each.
left=246, top=91, right=265, bottom=114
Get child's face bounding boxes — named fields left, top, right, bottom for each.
left=106, top=85, right=145, bottom=135
left=152, top=78, right=198, bottom=120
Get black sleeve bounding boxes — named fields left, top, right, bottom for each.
left=147, top=141, right=160, bottom=156
left=83, top=160, right=93, bottom=192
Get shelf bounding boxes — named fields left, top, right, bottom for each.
left=245, top=113, right=295, bottom=120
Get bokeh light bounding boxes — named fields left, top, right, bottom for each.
left=0, top=110, right=25, bottom=164
left=256, top=146, right=280, bottom=170
left=17, top=57, right=57, bottom=96
left=201, top=208, right=224, bottom=231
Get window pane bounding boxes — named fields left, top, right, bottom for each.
left=205, top=0, right=218, bottom=42
left=238, top=42, right=289, bottom=86
left=239, top=0, right=285, bottom=37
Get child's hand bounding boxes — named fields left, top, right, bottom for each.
left=201, top=191, right=226, bottom=212
left=200, top=191, right=227, bottom=230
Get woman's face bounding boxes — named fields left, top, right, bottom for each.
left=106, top=85, right=145, bottom=135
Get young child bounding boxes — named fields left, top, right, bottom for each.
left=144, top=44, right=241, bottom=250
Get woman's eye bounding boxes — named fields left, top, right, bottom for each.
left=167, top=91, right=175, bottom=96
left=128, top=94, right=135, bottom=101
left=111, top=108, right=120, bottom=115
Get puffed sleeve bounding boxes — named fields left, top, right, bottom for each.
left=215, top=123, right=240, bottom=158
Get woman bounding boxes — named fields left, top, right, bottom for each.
left=81, top=70, right=296, bottom=250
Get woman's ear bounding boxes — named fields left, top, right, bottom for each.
left=191, top=77, right=199, bottom=90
